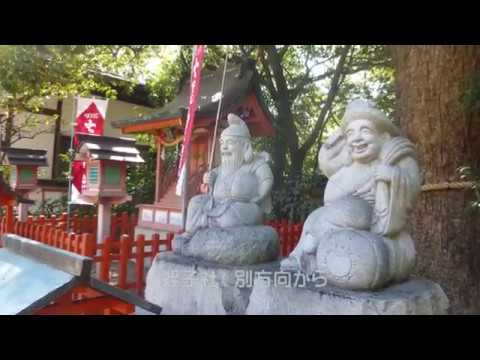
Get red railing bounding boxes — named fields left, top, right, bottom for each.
left=0, top=216, right=175, bottom=296
left=95, top=233, right=174, bottom=296
left=1, top=214, right=304, bottom=257
left=0, top=212, right=137, bottom=242
left=0, top=210, right=304, bottom=294
left=266, top=219, right=303, bottom=257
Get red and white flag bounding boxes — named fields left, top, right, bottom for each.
left=176, top=45, right=205, bottom=196
left=71, top=97, right=108, bottom=204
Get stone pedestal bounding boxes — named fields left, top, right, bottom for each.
left=246, top=276, right=449, bottom=315
left=174, top=225, right=280, bottom=266
left=145, top=252, right=277, bottom=315
left=145, top=253, right=449, bottom=315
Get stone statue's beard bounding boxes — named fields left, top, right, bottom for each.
left=221, top=152, right=243, bottom=175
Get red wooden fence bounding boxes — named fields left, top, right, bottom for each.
left=266, top=219, right=303, bottom=256
left=0, top=215, right=173, bottom=296
left=0, top=212, right=137, bottom=242
left=0, top=211, right=303, bottom=296
left=1, top=214, right=303, bottom=258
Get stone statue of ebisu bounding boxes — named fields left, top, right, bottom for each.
left=173, top=113, right=279, bottom=265
left=281, top=99, right=422, bottom=290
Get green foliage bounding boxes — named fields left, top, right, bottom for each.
left=271, top=173, right=328, bottom=222
left=459, top=166, right=480, bottom=213
left=0, top=45, right=158, bottom=148
left=30, top=194, right=97, bottom=217
left=114, top=134, right=180, bottom=214
left=114, top=135, right=157, bottom=214
left=145, top=45, right=395, bottom=220
left=147, top=45, right=227, bottom=107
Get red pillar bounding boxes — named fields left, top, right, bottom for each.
left=155, top=138, right=164, bottom=203
left=6, top=204, right=14, bottom=233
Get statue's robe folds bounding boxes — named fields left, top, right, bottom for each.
left=292, top=136, right=422, bottom=284
left=185, top=156, right=273, bottom=234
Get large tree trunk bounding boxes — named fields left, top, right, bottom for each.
left=288, top=148, right=307, bottom=181
left=392, top=45, right=480, bottom=314
left=272, top=135, right=287, bottom=190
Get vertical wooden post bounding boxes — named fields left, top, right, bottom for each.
left=85, top=233, right=96, bottom=258
left=5, top=205, right=14, bottom=233
left=72, top=214, right=79, bottom=234
left=151, top=233, right=160, bottom=257
left=50, top=214, right=57, bottom=229
left=92, top=215, right=98, bottom=241
left=55, top=229, right=63, bottom=248
left=166, top=232, right=174, bottom=251
left=181, top=150, right=191, bottom=231
left=39, top=225, right=46, bottom=244
left=135, top=234, right=145, bottom=295
left=34, top=224, right=41, bottom=242
left=59, top=213, right=68, bottom=232
left=27, top=216, right=34, bottom=239
left=100, top=236, right=111, bottom=282
left=118, top=234, right=130, bottom=289
left=155, top=141, right=164, bottom=203
left=73, top=234, right=81, bottom=254
left=121, top=212, right=129, bottom=237
left=67, top=233, right=75, bottom=253
left=97, top=201, right=112, bottom=248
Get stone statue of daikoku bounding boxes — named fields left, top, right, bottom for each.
left=173, top=113, right=279, bottom=265
left=281, top=100, right=422, bottom=290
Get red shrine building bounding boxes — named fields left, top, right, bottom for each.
left=112, top=60, right=275, bottom=238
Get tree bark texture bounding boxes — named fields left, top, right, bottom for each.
left=392, top=45, right=480, bottom=314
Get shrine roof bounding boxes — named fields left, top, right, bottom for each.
left=76, top=134, right=145, bottom=163
left=112, top=60, right=273, bottom=133
left=1, top=148, right=48, bottom=167
left=0, top=234, right=163, bottom=315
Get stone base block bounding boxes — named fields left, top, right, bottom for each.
left=145, top=252, right=278, bottom=315
left=175, top=225, right=280, bottom=266
left=246, top=276, right=449, bottom=315
left=145, top=253, right=449, bottom=315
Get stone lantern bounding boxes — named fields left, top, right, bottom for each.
left=2, top=148, right=48, bottom=192
left=2, top=148, right=47, bottom=221
left=75, top=134, right=144, bottom=243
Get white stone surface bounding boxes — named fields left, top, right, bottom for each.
left=145, top=253, right=449, bottom=315
left=145, top=252, right=277, bottom=315
left=174, top=114, right=277, bottom=266
left=246, top=276, right=449, bottom=315
left=176, top=225, right=279, bottom=266
left=281, top=100, right=422, bottom=290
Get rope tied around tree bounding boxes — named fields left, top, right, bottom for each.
left=421, top=181, right=474, bottom=192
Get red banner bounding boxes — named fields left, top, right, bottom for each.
left=73, top=100, right=105, bottom=147
left=71, top=98, right=107, bottom=204
left=176, top=45, right=205, bottom=195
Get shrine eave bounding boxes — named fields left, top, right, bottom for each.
left=1, top=148, right=48, bottom=167
left=112, top=60, right=276, bottom=137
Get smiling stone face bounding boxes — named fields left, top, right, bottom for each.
left=345, top=119, right=385, bottom=164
